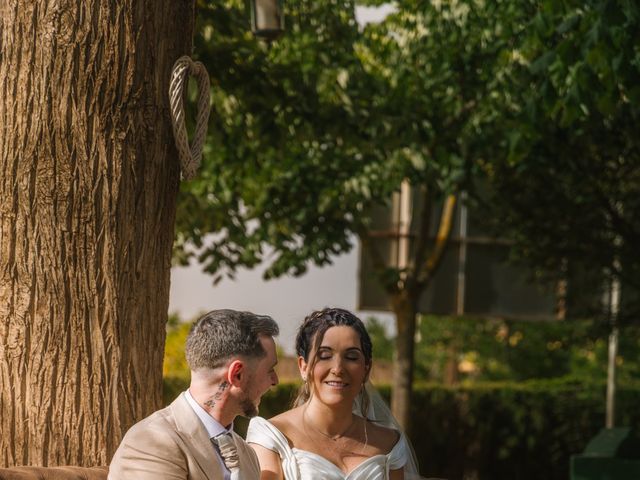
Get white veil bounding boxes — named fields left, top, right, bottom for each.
left=353, top=382, right=424, bottom=479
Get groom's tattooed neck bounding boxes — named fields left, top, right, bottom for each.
left=204, top=381, right=229, bottom=409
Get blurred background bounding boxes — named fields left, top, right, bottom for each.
left=167, top=1, right=640, bottom=479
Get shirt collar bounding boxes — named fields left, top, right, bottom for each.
left=184, top=389, right=231, bottom=439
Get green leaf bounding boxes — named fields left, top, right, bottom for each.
left=529, top=51, right=556, bottom=74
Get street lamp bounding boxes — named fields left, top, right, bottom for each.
left=250, top=0, right=285, bottom=41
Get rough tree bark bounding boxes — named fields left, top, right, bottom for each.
left=0, top=0, right=195, bottom=466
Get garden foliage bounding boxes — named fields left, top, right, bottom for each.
left=162, top=377, right=640, bottom=480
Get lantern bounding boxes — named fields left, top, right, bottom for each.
left=250, top=0, right=284, bottom=41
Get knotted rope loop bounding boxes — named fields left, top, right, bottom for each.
left=169, top=55, right=211, bottom=180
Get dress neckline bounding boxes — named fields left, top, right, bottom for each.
left=253, top=417, right=402, bottom=478
left=291, top=447, right=386, bottom=478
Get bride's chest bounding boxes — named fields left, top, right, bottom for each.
left=292, top=448, right=389, bottom=480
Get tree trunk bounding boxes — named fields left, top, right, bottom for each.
left=390, top=292, right=418, bottom=434
left=387, top=194, right=457, bottom=432
left=0, top=0, right=195, bottom=467
left=443, top=344, right=459, bottom=385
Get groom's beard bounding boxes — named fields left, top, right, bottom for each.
left=240, top=395, right=259, bottom=418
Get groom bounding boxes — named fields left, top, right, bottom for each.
left=109, top=309, right=279, bottom=480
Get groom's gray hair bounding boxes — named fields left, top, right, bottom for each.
left=185, top=309, right=279, bottom=371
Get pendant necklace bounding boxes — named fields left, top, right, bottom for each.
left=302, top=406, right=356, bottom=441
left=302, top=405, right=368, bottom=454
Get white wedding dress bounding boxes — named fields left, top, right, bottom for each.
left=246, top=416, right=409, bottom=480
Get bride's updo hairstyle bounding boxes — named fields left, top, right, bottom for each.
left=294, top=308, right=373, bottom=417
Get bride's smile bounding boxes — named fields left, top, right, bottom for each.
left=325, top=381, right=349, bottom=388
left=247, top=308, right=414, bottom=480
left=301, top=325, right=370, bottom=405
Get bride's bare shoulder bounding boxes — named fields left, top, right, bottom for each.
left=365, top=420, right=401, bottom=453
left=266, top=406, right=305, bottom=436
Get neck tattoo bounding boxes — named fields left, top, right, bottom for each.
left=204, top=380, right=229, bottom=409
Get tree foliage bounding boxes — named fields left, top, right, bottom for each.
left=163, top=313, right=193, bottom=379
left=413, top=315, right=640, bottom=383
left=365, top=316, right=395, bottom=362
left=475, top=0, right=640, bottom=322
left=177, top=0, right=542, bottom=427
left=176, top=0, right=377, bottom=280
left=176, top=0, right=529, bottom=282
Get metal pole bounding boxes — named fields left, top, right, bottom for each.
left=398, top=180, right=412, bottom=276
left=606, top=325, right=619, bottom=428
left=456, top=192, right=467, bottom=316
left=606, top=272, right=621, bottom=428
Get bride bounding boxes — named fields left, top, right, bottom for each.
left=246, top=308, right=420, bottom=479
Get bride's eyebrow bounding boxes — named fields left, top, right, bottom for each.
left=318, top=346, right=362, bottom=352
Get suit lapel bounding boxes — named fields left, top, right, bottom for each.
left=231, top=431, right=261, bottom=479
left=170, top=393, right=224, bottom=480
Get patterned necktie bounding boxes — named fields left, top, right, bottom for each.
left=212, top=431, right=239, bottom=480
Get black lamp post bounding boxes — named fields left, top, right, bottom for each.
left=250, top=0, right=284, bottom=41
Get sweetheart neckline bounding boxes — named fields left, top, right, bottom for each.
left=291, top=447, right=388, bottom=478
left=249, top=416, right=403, bottom=479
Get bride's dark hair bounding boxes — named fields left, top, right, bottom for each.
left=293, top=308, right=373, bottom=417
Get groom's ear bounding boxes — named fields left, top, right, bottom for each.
left=227, top=359, right=245, bottom=386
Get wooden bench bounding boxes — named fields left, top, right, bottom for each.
left=0, top=466, right=108, bottom=480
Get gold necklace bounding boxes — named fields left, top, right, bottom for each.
left=302, top=406, right=356, bottom=441
left=301, top=406, right=370, bottom=463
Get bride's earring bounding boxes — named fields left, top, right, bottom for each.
left=302, top=376, right=310, bottom=398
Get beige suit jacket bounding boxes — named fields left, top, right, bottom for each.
left=108, top=393, right=260, bottom=480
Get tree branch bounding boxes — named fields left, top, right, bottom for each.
left=417, top=194, right=457, bottom=288
left=406, top=185, right=432, bottom=297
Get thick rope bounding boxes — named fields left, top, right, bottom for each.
left=169, top=56, right=211, bottom=180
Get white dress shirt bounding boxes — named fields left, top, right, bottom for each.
left=184, top=389, right=232, bottom=480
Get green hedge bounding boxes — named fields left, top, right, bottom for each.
left=407, top=380, right=640, bottom=480
left=163, top=377, right=640, bottom=480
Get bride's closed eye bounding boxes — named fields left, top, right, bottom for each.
left=345, top=350, right=363, bottom=361
left=316, top=348, right=363, bottom=361
left=317, top=348, right=333, bottom=360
